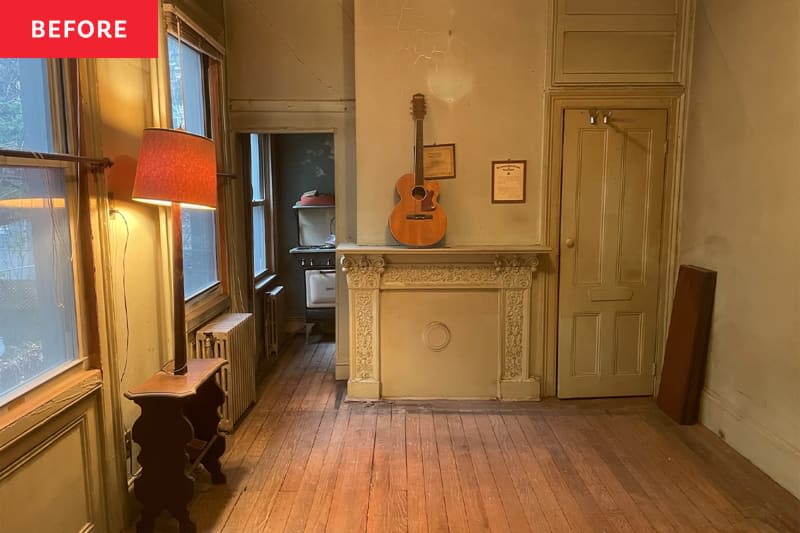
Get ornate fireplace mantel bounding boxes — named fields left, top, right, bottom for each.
left=338, top=244, right=550, bottom=400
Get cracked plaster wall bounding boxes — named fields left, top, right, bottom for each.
left=226, top=0, right=355, bottom=100
left=354, top=0, right=548, bottom=245
left=680, top=0, right=800, bottom=497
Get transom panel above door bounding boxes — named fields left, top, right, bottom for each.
left=558, top=109, right=668, bottom=398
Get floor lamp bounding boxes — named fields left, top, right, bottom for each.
left=132, top=128, right=217, bottom=374
left=126, top=128, right=226, bottom=533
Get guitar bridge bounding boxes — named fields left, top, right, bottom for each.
left=406, top=213, right=433, bottom=220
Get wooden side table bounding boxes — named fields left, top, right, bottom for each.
left=125, top=358, right=228, bottom=533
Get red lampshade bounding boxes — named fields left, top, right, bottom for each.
left=132, top=128, right=217, bottom=209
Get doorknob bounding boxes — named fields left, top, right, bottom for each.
left=565, top=238, right=575, bottom=249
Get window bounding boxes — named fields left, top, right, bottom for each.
left=0, top=59, right=80, bottom=402
left=250, top=134, right=271, bottom=278
left=0, top=59, right=54, bottom=153
left=167, top=34, right=220, bottom=299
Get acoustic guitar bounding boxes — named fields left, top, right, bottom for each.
left=389, top=93, right=448, bottom=246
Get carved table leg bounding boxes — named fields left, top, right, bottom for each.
left=183, top=376, right=227, bottom=484
left=131, top=397, right=195, bottom=533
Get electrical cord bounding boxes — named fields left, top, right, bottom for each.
left=110, top=208, right=131, bottom=383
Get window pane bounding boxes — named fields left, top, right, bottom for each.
left=250, top=134, right=263, bottom=201
left=0, top=166, right=78, bottom=400
left=182, top=208, right=218, bottom=298
left=167, top=36, right=207, bottom=136
left=252, top=205, right=266, bottom=275
left=168, top=34, right=219, bottom=300
left=0, top=59, right=53, bottom=152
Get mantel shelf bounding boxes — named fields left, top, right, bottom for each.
left=336, top=243, right=551, bottom=256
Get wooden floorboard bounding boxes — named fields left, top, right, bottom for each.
left=140, top=337, right=799, bottom=532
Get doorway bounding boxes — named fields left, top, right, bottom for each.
left=272, top=133, right=336, bottom=341
left=557, top=109, right=668, bottom=398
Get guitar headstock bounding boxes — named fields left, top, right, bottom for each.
left=411, top=93, right=426, bottom=120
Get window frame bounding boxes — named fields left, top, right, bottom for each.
left=163, top=20, right=231, bottom=330
left=0, top=59, right=95, bottom=409
left=250, top=133, right=275, bottom=284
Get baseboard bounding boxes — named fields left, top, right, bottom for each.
left=335, top=362, right=349, bottom=381
left=700, top=387, right=800, bottom=498
left=285, top=317, right=305, bottom=335
left=347, top=379, right=380, bottom=400
left=499, top=379, right=542, bottom=400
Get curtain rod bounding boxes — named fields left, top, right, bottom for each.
left=0, top=149, right=113, bottom=170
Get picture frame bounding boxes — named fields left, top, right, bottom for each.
left=491, top=160, right=527, bottom=203
left=423, top=143, right=456, bottom=179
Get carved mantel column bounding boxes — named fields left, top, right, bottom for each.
left=340, top=254, right=385, bottom=399
left=495, top=255, right=541, bottom=399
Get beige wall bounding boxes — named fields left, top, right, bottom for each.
left=355, top=0, right=548, bottom=245
left=225, top=0, right=356, bottom=240
left=98, top=57, right=172, bottom=448
left=226, top=0, right=355, bottom=101
left=680, top=0, right=800, bottom=497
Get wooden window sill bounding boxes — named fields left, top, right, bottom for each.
left=0, top=366, right=101, bottom=449
left=254, top=273, right=278, bottom=293
left=185, top=288, right=231, bottom=334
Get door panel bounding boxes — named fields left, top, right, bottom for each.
left=575, top=129, right=607, bottom=285
left=558, top=109, right=667, bottom=398
left=614, top=312, right=644, bottom=374
left=572, top=314, right=601, bottom=376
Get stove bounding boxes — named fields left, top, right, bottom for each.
left=289, top=245, right=336, bottom=269
left=289, top=245, right=336, bottom=343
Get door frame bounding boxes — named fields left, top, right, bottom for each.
left=229, top=99, right=356, bottom=381
left=540, top=88, right=690, bottom=397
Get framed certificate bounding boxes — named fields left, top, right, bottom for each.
left=423, top=143, right=456, bottom=179
left=491, top=160, right=526, bottom=203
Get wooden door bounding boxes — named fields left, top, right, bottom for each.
left=558, top=109, right=668, bottom=398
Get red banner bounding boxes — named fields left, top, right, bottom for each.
left=0, top=0, right=158, bottom=58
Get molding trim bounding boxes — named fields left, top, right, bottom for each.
left=229, top=99, right=355, bottom=114
left=0, top=371, right=101, bottom=451
left=79, top=57, right=129, bottom=533
left=341, top=255, right=385, bottom=290
left=381, top=263, right=499, bottom=287
left=0, top=392, right=105, bottom=532
left=341, top=252, right=545, bottom=400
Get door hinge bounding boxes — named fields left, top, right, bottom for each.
left=664, top=140, right=668, bottom=155
left=652, top=362, right=657, bottom=377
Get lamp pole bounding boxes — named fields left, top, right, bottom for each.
left=171, top=204, right=188, bottom=375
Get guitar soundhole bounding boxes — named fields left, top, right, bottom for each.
left=411, top=185, right=427, bottom=200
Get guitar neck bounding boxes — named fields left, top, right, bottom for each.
left=414, top=117, right=424, bottom=187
